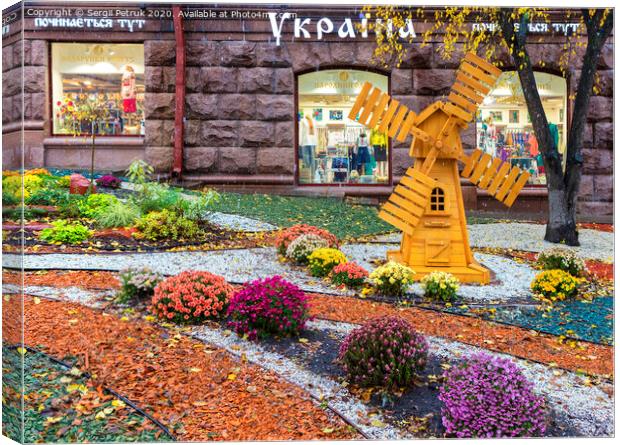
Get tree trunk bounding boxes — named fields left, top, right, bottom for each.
left=545, top=188, right=579, bottom=244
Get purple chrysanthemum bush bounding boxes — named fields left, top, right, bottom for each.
left=338, top=316, right=428, bottom=389
left=439, top=353, right=547, bottom=438
left=227, top=275, right=311, bottom=340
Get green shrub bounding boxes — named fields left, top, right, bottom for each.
left=77, top=193, right=119, bottom=219
left=56, top=194, right=87, bottom=218
left=536, top=247, right=586, bottom=277
left=421, top=271, right=460, bottom=302
left=135, top=209, right=201, bottom=241
left=174, top=190, right=220, bottom=221
left=39, top=220, right=93, bottom=244
left=25, top=188, right=71, bottom=206
left=132, top=183, right=181, bottom=214
left=2, top=191, right=20, bottom=206
left=95, top=201, right=140, bottom=228
left=126, top=159, right=154, bottom=184
left=116, top=267, right=163, bottom=304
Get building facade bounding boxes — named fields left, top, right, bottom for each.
left=2, top=2, right=614, bottom=217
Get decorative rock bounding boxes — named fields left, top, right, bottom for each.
left=201, top=120, right=238, bottom=147
left=238, top=68, right=274, bottom=93
left=391, top=148, right=410, bottom=177
left=144, top=93, right=175, bottom=119
left=162, top=66, right=176, bottom=93
left=186, top=40, right=219, bottom=66
left=354, top=42, right=378, bottom=67
left=204, top=67, right=238, bottom=93
left=2, top=96, right=11, bottom=123
left=275, top=122, right=294, bottom=147
left=184, top=146, right=218, bottom=172
left=274, top=69, right=294, bottom=93
left=219, top=147, right=256, bottom=173
left=256, top=147, right=294, bottom=174
left=185, top=94, right=218, bottom=120
left=413, top=69, right=453, bottom=95
left=238, top=121, right=274, bottom=147
left=218, top=94, right=255, bottom=120
left=220, top=41, right=256, bottom=67
left=391, top=69, right=413, bottom=94
left=70, top=174, right=95, bottom=195
left=256, top=43, right=291, bottom=67
left=255, top=95, right=293, bottom=121
left=144, top=40, right=176, bottom=66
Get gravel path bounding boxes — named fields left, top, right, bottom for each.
left=371, top=223, right=613, bottom=261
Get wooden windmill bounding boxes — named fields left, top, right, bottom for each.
left=349, top=53, right=530, bottom=284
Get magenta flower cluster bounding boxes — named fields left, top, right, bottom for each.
left=439, top=353, right=547, bottom=438
left=95, top=174, right=122, bottom=188
left=227, top=275, right=311, bottom=340
left=338, top=316, right=428, bottom=389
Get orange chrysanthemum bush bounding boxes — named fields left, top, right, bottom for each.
left=151, top=270, right=234, bottom=323
left=274, top=224, right=338, bottom=255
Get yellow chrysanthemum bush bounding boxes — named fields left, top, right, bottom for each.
left=530, top=269, right=582, bottom=303
left=307, top=248, right=347, bottom=277
left=369, top=261, right=415, bottom=296
left=421, top=271, right=460, bottom=302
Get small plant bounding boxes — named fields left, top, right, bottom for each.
left=95, top=174, right=122, bottom=189
left=274, top=224, right=338, bottom=255
left=132, top=182, right=182, bottom=214
left=125, top=159, right=154, bottom=185
left=307, top=247, right=347, bottom=277
left=227, top=276, right=311, bottom=340
left=530, top=269, right=582, bottom=302
left=338, top=316, right=428, bottom=389
left=134, top=209, right=201, bottom=241
left=369, top=261, right=415, bottom=296
left=439, top=353, right=546, bottom=437
left=95, top=201, right=141, bottom=228
left=421, top=271, right=460, bottom=302
left=330, top=262, right=368, bottom=288
left=174, top=190, right=221, bottom=221
left=285, top=233, right=329, bottom=264
left=57, top=175, right=72, bottom=188
left=39, top=220, right=93, bottom=244
left=536, top=247, right=586, bottom=276
left=77, top=193, right=119, bottom=219
left=25, top=188, right=71, bottom=206
left=116, top=267, right=163, bottom=304
left=151, top=270, right=234, bottom=323
left=56, top=194, right=87, bottom=219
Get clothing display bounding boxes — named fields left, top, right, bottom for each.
left=374, top=145, right=387, bottom=162
left=121, top=66, right=137, bottom=114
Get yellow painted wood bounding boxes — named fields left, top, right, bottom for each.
left=378, top=100, right=400, bottom=133
left=448, top=92, right=479, bottom=114
left=382, top=201, right=419, bottom=224
left=393, top=185, right=429, bottom=209
left=387, top=105, right=408, bottom=138
left=407, top=167, right=437, bottom=188
left=388, top=193, right=426, bottom=217
left=495, top=166, right=520, bottom=201
left=358, top=87, right=381, bottom=125
left=451, top=81, right=484, bottom=104
left=465, top=52, right=502, bottom=77
left=461, top=149, right=483, bottom=178
left=460, top=62, right=496, bottom=86
left=469, top=153, right=493, bottom=184
left=443, top=102, right=473, bottom=123
left=486, top=162, right=511, bottom=195
left=378, top=209, right=414, bottom=235
left=456, top=72, right=490, bottom=95
left=348, top=82, right=371, bottom=121
left=503, top=171, right=531, bottom=207
left=397, top=111, right=416, bottom=142
left=478, top=157, right=502, bottom=189
left=367, top=93, right=390, bottom=129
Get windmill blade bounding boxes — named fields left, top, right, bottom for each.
left=460, top=149, right=531, bottom=207
left=444, top=53, right=503, bottom=124
left=348, top=82, right=432, bottom=144
left=378, top=167, right=438, bottom=234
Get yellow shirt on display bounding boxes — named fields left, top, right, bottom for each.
left=370, top=130, right=387, bottom=146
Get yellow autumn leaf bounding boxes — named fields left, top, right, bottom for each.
left=371, top=419, right=385, bottom=427
left=111, top=399, right=126, bottom=408
left=33, top=297, right=41, bottom=305
left=45, top=416, right=64, bottom=425
left=66, top=384, right=88, bottom=394
left=16, top=347, right=27, bottom=355
left=227, top=373, right=237, bottom=381
left=189, top=367, right=201, bottom=373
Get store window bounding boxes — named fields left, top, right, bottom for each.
left=476, top=71, right=567, bottom=185
left=297, top=69, right=389, bottom=185
left=51, top=43, right=145, bottom=136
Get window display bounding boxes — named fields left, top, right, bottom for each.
left=476, top=72, right=567, bottom=185
left=51, top=43, right=145, bottom=136
left=297, top=69, right=389, bottom=185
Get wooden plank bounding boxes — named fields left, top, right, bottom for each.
left=378, top=99, right=399, bottom=133
left=367, top=93, right=390, bottom=129
left=448, top=91, right=479, bottom=114
left=399, top=175, right=433, bottom=199
left=393, top=185, right=428, bottom=210
left=387, top=105, right=408, bottom=138
left=388, top=193, right=425, bottom=217
left=378, top=209, right=413, bottom=235
left=358, top=87, right=381, bottom=125
left=503, top=171, right=531, bottom=207
left=478, top=157, right=502, bottom=189
left=408, top=166, right=437, bottom=189
left=461, top=149, right=482, bottom=178
left=456, top=72, right=490, bottom=95
left=410, top=125, right=431, bottom=143
left=420, top=147, right=439, bottom=175
left=396, top=111, right=416, bottom=142
left=487, top=162, right=510, bottom=195
left=465, top=52, right=502, bottom=77
left=382, top=201, right=418, bottom=224
left=460, top=62, right=496, bottom=86
left=469, top=153, right=492, bottom=184
left=452, top=81, right=484, bottom=104
left=495, top=166, right=520, bottom=201
left=443, top=102, right=473, bottom=123
left=348, top=82, right=371, bottom=121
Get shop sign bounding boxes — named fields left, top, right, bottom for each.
left=268, top=12, right=415, bottom=46
left=472, top=21, right=581, bottom=35
left=32, top=17, right=146, bottom=32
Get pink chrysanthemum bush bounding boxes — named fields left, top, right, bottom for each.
left=330, top=262, right=368, bottom=288
left=338, top=316, right=428, bottom=389
left=274, top=224, right=338, bottom=255
left=227, top=275, right=311, bottom=340
left=151, top=271, right=234, bottom=323
left=439, top=353, right=547, bottom=438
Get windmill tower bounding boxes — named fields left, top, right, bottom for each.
left=349, top=53, right=530, bottom=284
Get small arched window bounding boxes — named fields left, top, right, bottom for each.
left=430, top=187, right=445, bottom=212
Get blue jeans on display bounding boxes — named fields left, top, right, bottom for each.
left=299, top=145, right=316, bottom=173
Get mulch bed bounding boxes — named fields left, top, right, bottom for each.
left=306, top=293, right=613, bottom=378
left=578, top=223, right=613, bottom=233
left=3, top=270, right=120, bottom=289
left=3, top=296, right=357, bottom=442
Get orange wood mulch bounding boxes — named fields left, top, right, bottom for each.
left=2, top=295, right=357, bottom=441
left=578, top=223, right=613, bottom=233
left=3, top=270, right=121, bottom=289
left=507, top=251, right=614, bottom=281
left=306, top=294, right=613, bottom=378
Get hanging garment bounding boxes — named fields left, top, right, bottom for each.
left=528, top=133, right=539, bottom=156
left=548, top=123, right=559, bottom=150
left=121, top=68, right=137, bottom=114
left=300, top=116, right=318, bottom=146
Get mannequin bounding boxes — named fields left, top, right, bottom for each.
left=370, top=128, right=388, bottom=178
left=299, top=114, right=318, bottom=180
left=121, top=65, right=137, bottom=113
left=357, top=132, right=370, bottom=175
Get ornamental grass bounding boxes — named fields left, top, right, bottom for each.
left=439, top=352, right=546, bottom=438
left=274, top=224, right=338, bottom=255
left=338, top=316, right=428, bottom=389
left=227, top=275, right=311, bottom=340
left=151, top=270, right=234, bottom=323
